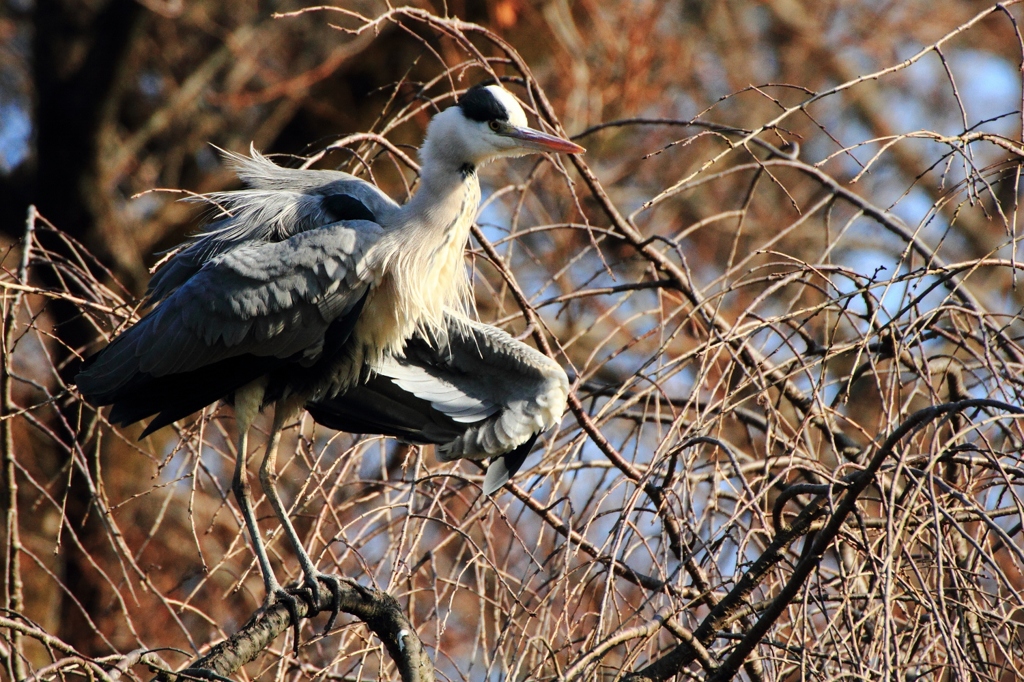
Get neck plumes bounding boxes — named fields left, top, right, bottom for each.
left=363, top=143, right=480, bottom=364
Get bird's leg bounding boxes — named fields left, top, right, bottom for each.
left=258, top=394, right=342, bottom=631
left=231, top=382, right=302, bottom=638
left=232, top=421, right=277, bottom=593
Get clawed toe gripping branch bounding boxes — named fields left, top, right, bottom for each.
left=159, top=579, right=433, bottom=682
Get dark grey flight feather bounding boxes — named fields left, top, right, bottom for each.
left=307, top=313, right=568, bottom=493
left=482, top=434, right=539, bottom=495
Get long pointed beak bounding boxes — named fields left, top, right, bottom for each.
left=507, top=126, right=586, bottom=154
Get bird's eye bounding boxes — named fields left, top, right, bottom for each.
left=488, top=120, right=501, bottom=132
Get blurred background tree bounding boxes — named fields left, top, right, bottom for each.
left=4, top=1, right=1024, bottom=680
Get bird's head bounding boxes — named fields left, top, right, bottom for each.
left=422, top=84, right=585, bottom=170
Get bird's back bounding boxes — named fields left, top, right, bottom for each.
left=148, top=150, right=399, bottom=304
left=77, top=151, right=395, bottom=433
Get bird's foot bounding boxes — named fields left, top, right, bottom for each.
left=261, top=585, right=307, bottom=655
left=296, top=570, right=343, bottom=633
left=172, top=667, right=235, bottom=682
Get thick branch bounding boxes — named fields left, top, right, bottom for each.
left=155, top=582, right=432, bottom=682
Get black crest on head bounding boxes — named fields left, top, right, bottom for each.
left=458, top=84, right=509, bottom=123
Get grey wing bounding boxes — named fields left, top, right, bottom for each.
left=307, top=313, right=569, bottom=493
left=148, top=148, right=399, bottom=303
left=78, top=220, right=381, bottom=400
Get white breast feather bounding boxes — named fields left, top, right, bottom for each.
left=353, top=177, right=479, bottom=372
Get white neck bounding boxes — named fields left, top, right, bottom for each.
left=403, top=158, right=475, bottom=217
left=362, top=134, right=480, bottom=365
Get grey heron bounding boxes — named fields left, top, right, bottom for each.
left=75, top=83, right=581, bottom=631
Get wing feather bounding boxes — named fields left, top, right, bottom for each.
left=77, top=220, right=381, bottom=420
left=403, top=314, right=569, bottom=460
left=308, top=312, right=569, bottom=491
left=376, top=357, right=499, bottom=424
left=146, top=220, right=379, bottom=372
